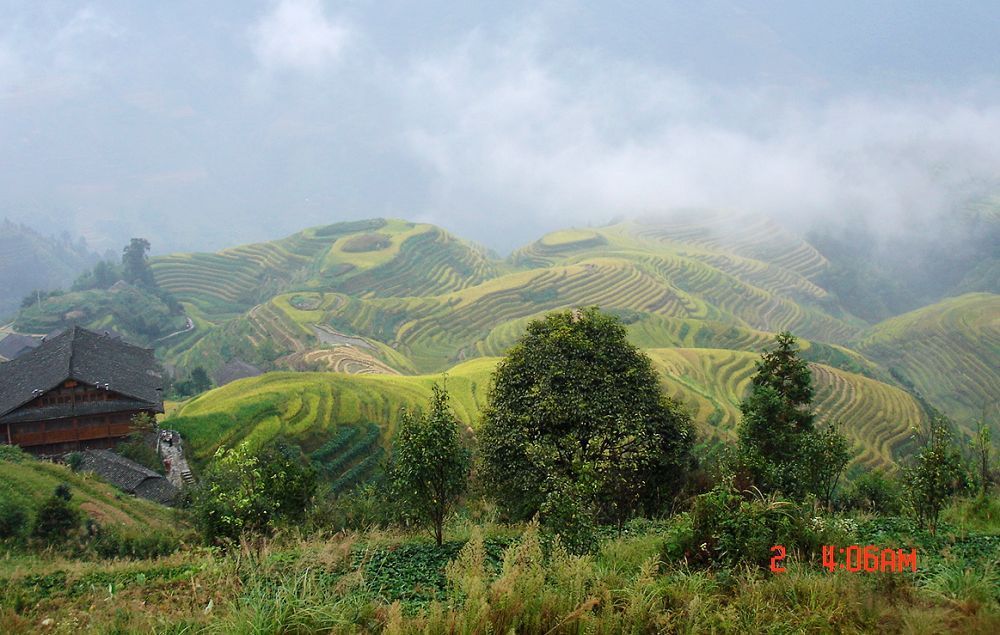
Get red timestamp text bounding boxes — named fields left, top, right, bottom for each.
left=769, top=545, right=917, bottom=573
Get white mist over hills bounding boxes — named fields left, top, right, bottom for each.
left=1, top=1, right=999, bottom=254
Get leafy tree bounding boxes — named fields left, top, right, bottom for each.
left=479, top=307, right=695, bottom=535
left=906, top=417, right=966, bottom=534
left=192, top=441, right=316, bottom=545
left=971, top=408, right=994, bottom=493
left=801, top=423, right=852, bottom=509
left=122, top=238, right=156, bottom=289
left=32, top=484, right=81, bottom=542
left=390, top=383, right=471, bottom=546
left=735, top=331, right=850, bottom=501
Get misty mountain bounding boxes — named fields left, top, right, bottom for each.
left=0, top=219, right=101, bottom=321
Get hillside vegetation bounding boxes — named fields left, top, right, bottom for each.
left=0, top=447, right=182, bottom=538
left=7, top=212, right=995, bottom=462
left=170, top=349, right=925, bottom=472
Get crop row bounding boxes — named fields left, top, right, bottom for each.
left=331, top=448, right=385, bottom=494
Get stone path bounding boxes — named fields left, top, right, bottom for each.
left=157, top=429, right=195, bottom=489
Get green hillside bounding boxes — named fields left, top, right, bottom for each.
left=0, top=447, right=183, bottom=538
left=857, top=292, right=1000, bottom=426
left=170, top=351, right=925, bottom=472
left=8, top=211, right=995, bottom=463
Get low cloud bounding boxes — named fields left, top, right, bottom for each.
left=402, top=30, right=1000, bottom=239
left=250, top=0, right=351, bottom=73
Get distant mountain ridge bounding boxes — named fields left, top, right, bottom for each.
left=0, top=219, right=100, bottom=320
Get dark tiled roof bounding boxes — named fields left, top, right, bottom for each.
left=0, top=326, right=164, bottom=419
left=79, top=449, right=178, bottom=505
left=0, top=334, right=42, bottom=360
left=213, top=358, right=263, bottom=387
left=0, top=399, right=157, bottom=423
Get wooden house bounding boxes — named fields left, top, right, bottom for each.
left=0, top=327, right=164, bottom=455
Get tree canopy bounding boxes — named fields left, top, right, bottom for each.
left=478, top=307, right=695, bottom=533
left=390, top=383, right=471, bottom=545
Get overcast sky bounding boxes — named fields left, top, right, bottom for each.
left=2, top=1, right=999, bottom=254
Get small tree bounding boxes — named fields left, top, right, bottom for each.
left=190, top=367, right=212, bottom=394
left=906, top=417, right=966, bottom=534
left=122, top=238, right=156, bottom=289
left=735, top=332, right=851, bottom=503
left=971, top=407, right=994, bottom=494
left=736, top=331, right=814, bottom=498
left=802, top=423, right=852, bottom=509
left=390, top=383, right=470, bottom=546
left=32, top=484, right=81, bottom=542
left=0, top=492, right=28, bottom=540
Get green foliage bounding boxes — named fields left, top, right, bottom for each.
left=90, top=525, right=180, bottom=559
left=664, top=482, right=817, bottom=569
left=122, top=238, right=155, bottom=289
left=116, top=433, right=163, bottom=475
left=906, top=417, right=969, bottom=534
left=0, top=490, right=28, bottom=540
left=192, top=441, right=317, bottom=545
left=480, top=308, right=695, bottom=535
left=801, top=423, right=852, bottom=508
left=172, top=365, right=212, bottom=397
left=735, top=331, right=850, bottom=503
left=65, top=452, right=84, bottom=473
left=390, top=383, right=471, bottom=545
left=0, top=444, right=27, bottom=463
left=842, top=469, right=904, bottom=514
left=32, top=485, right=81, bottom=542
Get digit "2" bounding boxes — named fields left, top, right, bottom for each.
left=770, top=545, right=787, bottom=573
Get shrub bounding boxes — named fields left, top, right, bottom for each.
left=0, top=492, right=29, bottom=540
left=192, top=441, right=317, bottom=545
left=905, top=417, right=967, bottom=534
left=841, top=470, right=903, bottom=514
left=66, top=452, right=84, bottom=472
left=91, top=525, right=180, bottom=559
left=664, top=482, right=818, bottom=569
left=32, top=485, right=81, bottom=542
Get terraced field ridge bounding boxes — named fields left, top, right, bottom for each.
left=857, top=292, right=1000, bottom=427
left=169, top=352, right=925, bottom=474
left=10, top=212, right=994, bottom=452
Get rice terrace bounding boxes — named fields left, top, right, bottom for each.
left=1, top=2, right=1000, bottom=633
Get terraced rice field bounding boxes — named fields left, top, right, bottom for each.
left=645, top=348, right=922, bottom=469
left=857, top=292, right=1000, bottom=426
left=171, top=351, right=923, bottom=471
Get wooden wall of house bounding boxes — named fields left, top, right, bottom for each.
left=1, top=380, right=155, bottom=455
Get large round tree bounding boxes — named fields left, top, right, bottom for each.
left=479, top=307, right=694, bottom=529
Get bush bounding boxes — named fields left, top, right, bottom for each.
left=32, top=485, right=81, bottom=542
left=91, top=525, right=180, bottom=559
left=664, top=482, right=819, bottom=569
left=116, top=433, right=164, bottom=474
left=192, top=441, right=317, bottom=545
left=0, top=492, right=29, bottom=540
left=66, top=452, right=85, bottom=472
left=841, top=470, right=903, bottom=514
